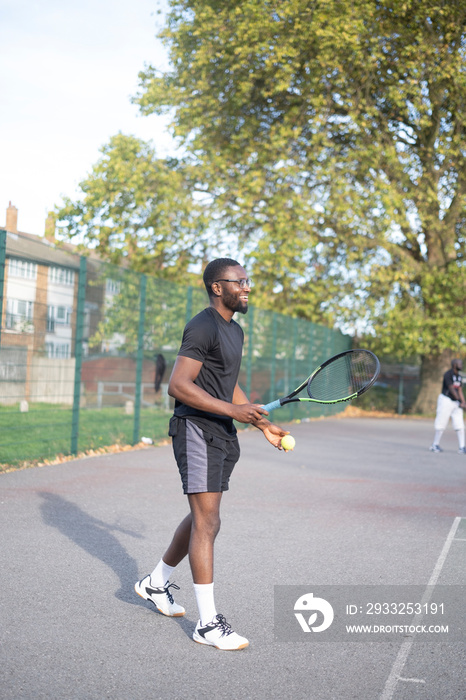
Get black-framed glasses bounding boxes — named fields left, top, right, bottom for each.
left=213, top=278, right=252, bottom=289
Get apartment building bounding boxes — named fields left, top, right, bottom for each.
left=0, top=202, right=158, bottom=407
left=2, top=204, right=80, bottom=359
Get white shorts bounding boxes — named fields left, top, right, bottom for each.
left=434, top=393, right=464, bottom=431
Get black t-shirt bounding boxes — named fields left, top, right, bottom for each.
left=441, top=369, right=463, bottom=400
left=173, top=307, right=244, bottom=438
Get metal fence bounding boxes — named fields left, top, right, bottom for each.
left=0, top=229, right=351, bottom=467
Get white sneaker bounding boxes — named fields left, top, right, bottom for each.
left=134, top=576, right=185, bottom=617
left=193, top=614, right=249, bottom=650
left=429, top=444, right=443, bottom=453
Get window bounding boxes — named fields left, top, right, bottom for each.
left=5, top=298, right=34, bottom=330
left=47, top=305, right=72, bottom=331
left=106, top=278, right=121, bottom=296
left=55, top=306, right=71, bottom=324
left=45, top=342, right=71, bottom=359
left=9, top=258, right=37, bottom=279
left=49, top=266, right=75, bottom=286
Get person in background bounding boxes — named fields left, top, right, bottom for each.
left=430, top=358, right=466, bottom=454
left=154, top=353, right=166, bottom=393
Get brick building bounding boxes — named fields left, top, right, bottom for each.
left=0, top=202, right=162, bottom=407
left=2, top=202, right=81, bottom=359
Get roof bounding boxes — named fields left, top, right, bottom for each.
left=4, top=230, right=81, bottom=270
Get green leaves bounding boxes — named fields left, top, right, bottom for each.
left=57, top=1, right=466, bottom=372
left=56, top=133, right=212, bottom=280
left=132, top=0, right=466, bottom=357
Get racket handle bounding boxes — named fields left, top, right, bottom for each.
left=261, top=399, right=282, bottom=412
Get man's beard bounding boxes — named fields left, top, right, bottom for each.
left=223, top=289, right=248, bottom=314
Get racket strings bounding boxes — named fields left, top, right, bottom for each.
left=307, top=351, right=378, bottom=401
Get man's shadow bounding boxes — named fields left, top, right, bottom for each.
left=39, top=491, right=145, bottom=606
left=39, top=492, right=195, bottom=636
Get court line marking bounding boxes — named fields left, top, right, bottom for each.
left=379, top=516, right=462, bottom=700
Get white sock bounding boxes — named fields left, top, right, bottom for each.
left=193, top=582, right=217, bottom=625
left=433, top=430, right=443, bottom=446
left=456, top=429, right=465, bottom=450
left=150, top=559, right=176, bottom=587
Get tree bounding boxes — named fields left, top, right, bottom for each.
left=86, top=264, right=207, bottom=356
left=56, top=133, right=212, bottom=281
left=135, top=0, right=466, bottom=412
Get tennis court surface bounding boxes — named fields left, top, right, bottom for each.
left=1, top=416, right=465, bottom=699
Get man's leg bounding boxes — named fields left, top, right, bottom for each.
left=455, top=428, right=465, bottom=452
left=154, top=491, right=223, bottom=582
left=160, top=513, right=193, bottom=568
left=188, top=491, right=248, bottom=650
left=188, top=492, right=222, bottom=583
left=134, top=513, right=192, bottom=617
left=144, top=513, right=193, bottom=592
left=430, top=395, right=447, bottom=452
left=188, top=492, right=222, bottom=626
left=451, top=405, right=465, bottom=453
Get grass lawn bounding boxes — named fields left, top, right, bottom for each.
left=0, top=403, right=172, bottom=471
left=0, top=388, right=404, bottom=472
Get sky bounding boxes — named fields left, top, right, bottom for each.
left=0, top=0, right=174, bottom=236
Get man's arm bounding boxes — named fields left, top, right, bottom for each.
left=449, top=384, right=461, bottom=402
left=233, top=382, right=289, bottom=449
left=447, top=376, right=466, bottom=407
left=457, top=385, right=466, bottom=409
left=168, top=356, right=269, bottom=424
left=447, top=380, right=464, bottom=403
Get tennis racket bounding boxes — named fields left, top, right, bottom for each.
left=262, top=349, right=380, bottom=411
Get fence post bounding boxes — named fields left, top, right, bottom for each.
left=307, top=322, right=315, bottom=366
left=269, top=312, right=277, bottom=404
left=0, top=230, right=6, bottom=349
left=185, top=285, right=193, bottom=324
left=290, top=317, right=298, bottom=420
left=326, top=326, right=335, bottom=358
left=246, top=304, right=254, bottom=399
left=71, top=256, right=87, bottom=455
left=397, top=364, right=405, bottom=414
left=133, top=274, right=147, bottom=445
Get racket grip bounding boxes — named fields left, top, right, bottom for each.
left=261, top=399, right=282, bottom=412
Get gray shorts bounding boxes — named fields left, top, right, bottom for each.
left=169, top=416, right=240, bottom=494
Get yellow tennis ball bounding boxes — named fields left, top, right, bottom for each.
left=281, top=435, right=296, bottom=451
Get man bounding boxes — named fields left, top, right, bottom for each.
left=429, top=358, right=466, bottom=454
left=135, top=258, right=289, bottom=650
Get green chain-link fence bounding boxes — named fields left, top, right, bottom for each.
left=0, top=229, right=351, bottom=468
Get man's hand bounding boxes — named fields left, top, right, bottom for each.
left=231, top=403, right=268, bottom=424
left=261, top=423, right=290, bottom=450
left=231, top=383, right=289, bottom=447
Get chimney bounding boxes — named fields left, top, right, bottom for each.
left=6, top=201, right=18, bottom=232
left=45, top=212, right=56, bottom=241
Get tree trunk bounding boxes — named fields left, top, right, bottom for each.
left=412, top=350, right=454, bottom=415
